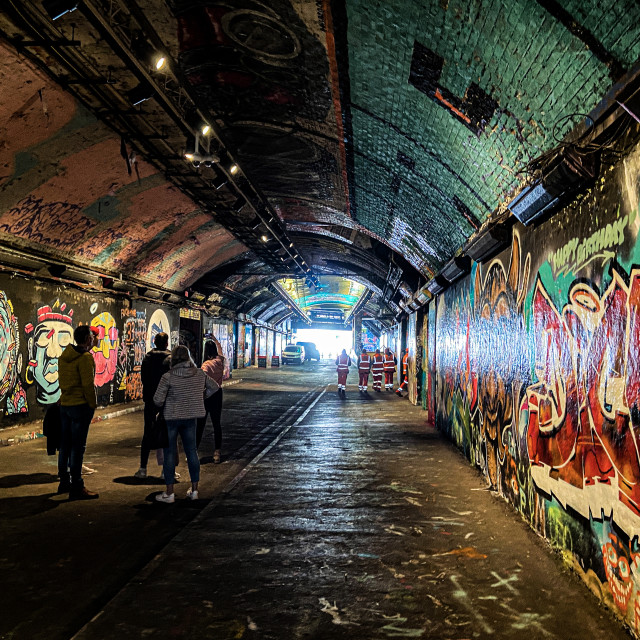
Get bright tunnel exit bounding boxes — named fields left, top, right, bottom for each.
left=293, top=328, right=353, bottom=360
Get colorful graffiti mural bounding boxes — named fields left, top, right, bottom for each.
left=433, top=149, right=640, bottom=635
left=0, top=278, right=181, bottom=426
left=91, top=311, right=120, bottom=389
left=527, top=266, right=640, bottom=535
left=0, top=291, right=28, bottom=415
left=24, top=300, right=73, bottom=405
left=121, top=309, right=146, bottom=401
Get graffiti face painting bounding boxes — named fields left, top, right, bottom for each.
left=25, top=303, right=74, bottom=404
left=91, top=312, right=119, bottom=386
left=0, top=291, right=27, bottom=414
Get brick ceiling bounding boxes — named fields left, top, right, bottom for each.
left=1, top=0, right=639, bottom=320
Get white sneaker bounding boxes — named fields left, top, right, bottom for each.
left=186, top=488, right=199, bottom=500
left=155, top=491, right=175, bottom=504
left=134, top=468, right=147, bottom=479
left=160, top=471, right=181, bottom=480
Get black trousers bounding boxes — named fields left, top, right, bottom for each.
left=140, top=401, right=160, bottom=467
left=196, top=389, right=223, bottom=451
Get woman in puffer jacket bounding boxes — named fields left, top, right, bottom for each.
left=154, top=345, right=219, bottom=503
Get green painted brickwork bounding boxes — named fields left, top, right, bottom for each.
left=345, top=0, right=640, bottom=275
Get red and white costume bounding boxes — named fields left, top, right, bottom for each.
left=383, top=351, right=396, bottom=390
left=335, top=352, right=351, bottom=392
left=371, top=351, right=384, bottom=392
left=358, top=353, right=371, bottom=391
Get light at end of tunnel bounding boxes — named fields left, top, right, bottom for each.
left=230, top=164, right=239, bottom=175
left=155, top=56, right=167, bottom=71
left=201, top=124, right=211, bottom=136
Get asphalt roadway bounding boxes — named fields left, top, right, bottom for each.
left=0, top=361, right=631, bottom=639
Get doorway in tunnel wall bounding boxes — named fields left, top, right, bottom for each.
left=244, top=325, right=253, bottom=366
left=179, top=309, right=202, bottom=365
left=293, top=328, right=353, bottom=360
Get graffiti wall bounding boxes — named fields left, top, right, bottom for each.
left=433, top=143, right=640, bottom=635
left=0, top=276, right=178, bottom=427
left=236, top=321, right=245, bottom=369
left=425, top=303, right=435, bottom=418
left=407, top=311, right=421, bottom=405
left=361, top=327, right=378, bottom=352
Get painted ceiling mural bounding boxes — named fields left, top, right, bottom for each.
left=279, top=276, right=365, bottom=311
left=0, top=42, right=247, bottom=292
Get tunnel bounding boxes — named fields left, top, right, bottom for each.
left=2, top=0, right=640, bottom=638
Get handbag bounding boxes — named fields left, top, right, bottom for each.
left=147, top=412, right=168, bottom=450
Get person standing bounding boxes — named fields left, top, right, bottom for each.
left=357, top=347, right=371, bottom=392
left=335, top=348, right=351, bottom=395
left=197, top=337, right=225, bottom=463
left=383, top=347, right=397, bottom=391
left=371, top=348, right=384, bottom=392
left=134, top=332, right=171, bottom=478
left=57, top=324, right=99, bottom=500
left=154, top=345, right=219, bottom=503
left=396, top=348, right=409, bottom=397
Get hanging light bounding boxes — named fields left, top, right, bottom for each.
left=42, top=0, right=78, bottom=20
left=201, top=124, right=211, bottom=136
left=154, top=55, right=167, bottom=71
left=127, top=82, right=154, bottom=106
left=183, top=134, right=196, bottom=161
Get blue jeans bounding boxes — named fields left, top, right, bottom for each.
left=163, top=419, right=200, bottom=484
left=58, top=404, right=95, bottom=489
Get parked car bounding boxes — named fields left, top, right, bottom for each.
left=282, top=344, right=305, bottom=365
left=296, top=341, right=320, bottom=361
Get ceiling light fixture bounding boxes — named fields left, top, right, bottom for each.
left=464, top=225, right=510, bottom=263
left=229, top=164, right=239, bottom=175
left=201, top=124, right=211, bottom=136
left=127, top=82, right=154, bottom=106
left=42, top=0, right=78, bottom=20
left=154, top=55, right=167, bottom=71
left=440, top=255, right=472, bottom=283
left=183, top=133, right=219, bottom=167
left=211, top=174, right=227, bottom=190
left=261, top=235, right=269, bottom=242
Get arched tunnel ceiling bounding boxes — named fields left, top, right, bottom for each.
left=1, top=0, right=640, bottom=320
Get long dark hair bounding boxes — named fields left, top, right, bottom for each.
left=203, top=340, right=219, bottom=361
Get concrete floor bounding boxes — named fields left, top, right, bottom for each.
left=0, top=362, right=630, bottom=639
